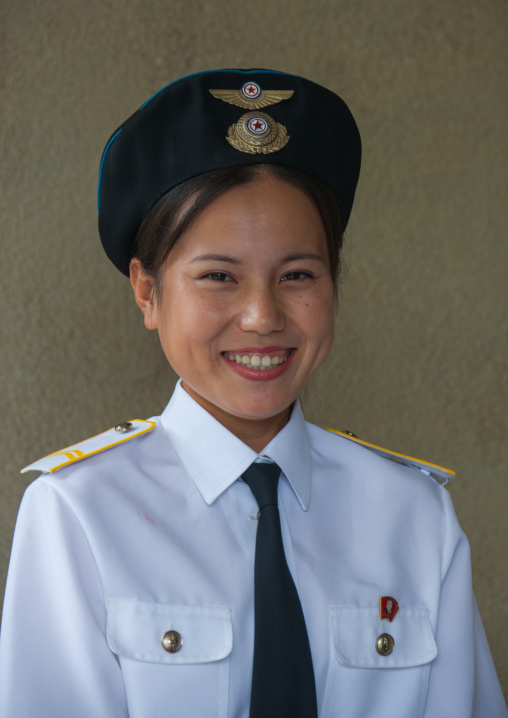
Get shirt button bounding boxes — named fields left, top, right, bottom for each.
left=161, top=630, right=183, bottom=653
left=376, top=633, right=395, bottom=656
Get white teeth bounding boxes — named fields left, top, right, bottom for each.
left=224, top=351, right=290, bottom=369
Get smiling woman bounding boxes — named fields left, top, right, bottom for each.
left=0, top=69, right=506, bottom=718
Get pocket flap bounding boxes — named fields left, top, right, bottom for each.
left=331, top=606, right=437, bottom=669
left=107, top=600, right=233, bottom=664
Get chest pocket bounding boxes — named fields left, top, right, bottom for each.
left=322, top=607, right=437, bottom=718
left=107, top=600, right=233, bottom=718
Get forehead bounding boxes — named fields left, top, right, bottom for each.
left=172, top=174, right=328, bottom=259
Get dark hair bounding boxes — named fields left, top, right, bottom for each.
left=132, top=165, right=344, bottom=299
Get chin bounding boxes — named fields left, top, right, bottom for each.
left=182, top=378, right=298, bottom=424
left=226, top=395, right=295, bottom=422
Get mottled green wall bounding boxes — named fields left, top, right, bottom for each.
left=1, top=0, right=506, bottom=696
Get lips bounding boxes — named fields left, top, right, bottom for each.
left=221, top=348, right=295, bottom=381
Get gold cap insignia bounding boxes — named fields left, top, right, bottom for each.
left=210, top=82, right=293, bottom=154
left=209, top=81, right=293, bottom=110
left=227, top=111, right=289, bottom=154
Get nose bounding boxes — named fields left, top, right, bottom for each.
left=237, top=285, right=286, bottom=335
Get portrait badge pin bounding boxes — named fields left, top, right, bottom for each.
left=379, top=596, right=399, bottom=622
left=209, top=82, right=294, bottom=154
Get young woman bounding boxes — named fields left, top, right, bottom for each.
left=1, top=69, right=506, bottom=717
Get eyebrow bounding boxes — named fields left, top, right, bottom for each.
left=190, top=254, right=242, bottom=264
left=282, top=252, right=327, bottom=264
left=189, top=252, right=326, bottom=265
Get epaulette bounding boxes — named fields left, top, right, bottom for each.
left=326, top=428, right=455, bottom=485
left=21, top=420, right=156, bottom=474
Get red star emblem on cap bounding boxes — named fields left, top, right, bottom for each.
left=247, top=116, right=268, bottom=134
left=242, top=82, right=261, bottom=99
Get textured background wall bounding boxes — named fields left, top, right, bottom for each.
left=1, top=0, right=506, bottom=697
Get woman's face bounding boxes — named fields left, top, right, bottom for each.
left=132, top=173, right=335, bottom=443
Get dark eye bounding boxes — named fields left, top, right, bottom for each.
left=281, top=271, right=313, bottom=282
left=202, top=272, right=234, bottom=282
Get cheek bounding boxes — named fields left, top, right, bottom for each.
left=304, top=293, right=335, bottom=361
left=317, top=311, right=335, bottom=357
left=304, top=290, right=335, bottom=334
left=156, top=290, right=233, bottom=365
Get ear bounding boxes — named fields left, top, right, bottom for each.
left=130, top=258, right=158, bottom=330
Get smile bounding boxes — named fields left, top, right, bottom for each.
left=222, top=351, right=291, bottom=370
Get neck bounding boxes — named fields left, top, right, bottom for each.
left=181, top=382, right=291, bottom=453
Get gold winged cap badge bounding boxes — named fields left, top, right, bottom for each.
left=209, top=83, right=294, bottom=110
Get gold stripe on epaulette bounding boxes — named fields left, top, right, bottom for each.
left=326, top=428, right=456, bottom=480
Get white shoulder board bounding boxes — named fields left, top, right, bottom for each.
left=21, top=420, right=156, bottom=474
left=326, top=428, right=456, bottom=485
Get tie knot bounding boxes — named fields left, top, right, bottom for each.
left=242, top=462, right=281, bottom=510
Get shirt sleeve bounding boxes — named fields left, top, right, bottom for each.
left=0, top=478, right=129, bottom=718
left=424, top=486, right=508, bottom=717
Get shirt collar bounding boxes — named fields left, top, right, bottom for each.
left=160, top=381, right=312, bottom=509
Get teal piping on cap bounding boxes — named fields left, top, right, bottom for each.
left=97, top=129, right=122, bottom=211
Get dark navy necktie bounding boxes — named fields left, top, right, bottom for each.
left=242, top=462, right=318, bottom=718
